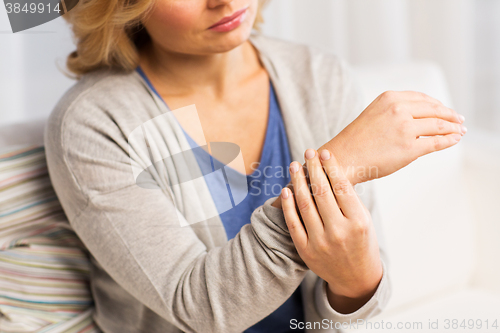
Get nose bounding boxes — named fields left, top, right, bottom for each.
left=207, top=0, right=235, bottom=9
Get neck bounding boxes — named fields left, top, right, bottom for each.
left=138, top=40, right=262, bottom=97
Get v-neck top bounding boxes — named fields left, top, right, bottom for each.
left=136, top=66, right=305, bottom=333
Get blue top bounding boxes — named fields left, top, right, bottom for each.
left=136, top=66, right=304, bottom=333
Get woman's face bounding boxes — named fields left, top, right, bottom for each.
left=142, top=0, right=259, bottom=55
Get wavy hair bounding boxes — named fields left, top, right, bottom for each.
left=64, top=0, right=269, bottom=78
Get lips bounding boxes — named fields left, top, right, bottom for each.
left=208, top=7, right=248, bottom=32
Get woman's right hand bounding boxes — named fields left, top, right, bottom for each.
left=321, top=91, right=467, bottom=185
left=281, top=149, right=384, bottom=313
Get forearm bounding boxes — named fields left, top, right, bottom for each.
left=275, top=148, right=388, bottom=317
left=70, top=189, right=308, bottom=333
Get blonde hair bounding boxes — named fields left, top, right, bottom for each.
left=64, top=0, right=269, bottom=78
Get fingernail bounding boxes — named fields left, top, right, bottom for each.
left=320, top=149, right=331, bottom=161
left=461, top=125, right=467, bottom=135
left=305, top=149, right=316, bottom=160
left=282, top=188, right=290, bottom=199
left=452, top=134, right=462, bottom=142
left=458, top=114, right=465, bottom=123
left=289, top=162, right=300, bottom=174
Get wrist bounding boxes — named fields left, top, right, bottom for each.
left=326, top=282, right=378, bottom=314
left=319, top=137, right=361, bottom=185
left=325, top=261, right=383, bottom=313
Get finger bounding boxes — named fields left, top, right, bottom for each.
left=413, top=118, right=467, bottom=137
left=289, top=161, right=324, bottom=237
left=281, top=187, right=308, bottom=249
left=414, top=133, right=462, bottom=157
left=303, top=149, right=343, bottom=222
left=319, top=149, right=363, bottom=219
left=405, top=101, right=462, bottom=124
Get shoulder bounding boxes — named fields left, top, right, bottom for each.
left=43, top=68, right=160, bottom=201
left=45, top=68, right=157, bottom=155
left=250, top=34, right=366, bottom=135
left=43, top=68, right=159, bottom=217
left=250, top=33, right=347, bottom=79
left=46, top=68, right=146, bottom=131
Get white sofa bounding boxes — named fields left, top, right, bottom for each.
left=1, top=62, right=499, bottom=332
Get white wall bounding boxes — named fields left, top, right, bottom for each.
left=474, top=0, right=500, bottom=132
left=409, top=0, right=476, bottom=127
left=0, top=11, right=75, bottom=127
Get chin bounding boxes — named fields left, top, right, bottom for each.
left=203, top=13, right=256, bottom=54
left=209, top=30, right=253, bottom=53
left=210, top=36, right=252, bottom=54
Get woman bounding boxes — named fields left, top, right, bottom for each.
left=45, top=0, right=466, bottom=332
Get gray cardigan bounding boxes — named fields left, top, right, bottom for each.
left=44, top=33, right=391, bottom=333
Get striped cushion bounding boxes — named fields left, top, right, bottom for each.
left=0, top=146, right=100, bottom=333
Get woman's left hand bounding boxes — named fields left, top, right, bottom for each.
left=281, top=148, right=383, bottom=313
